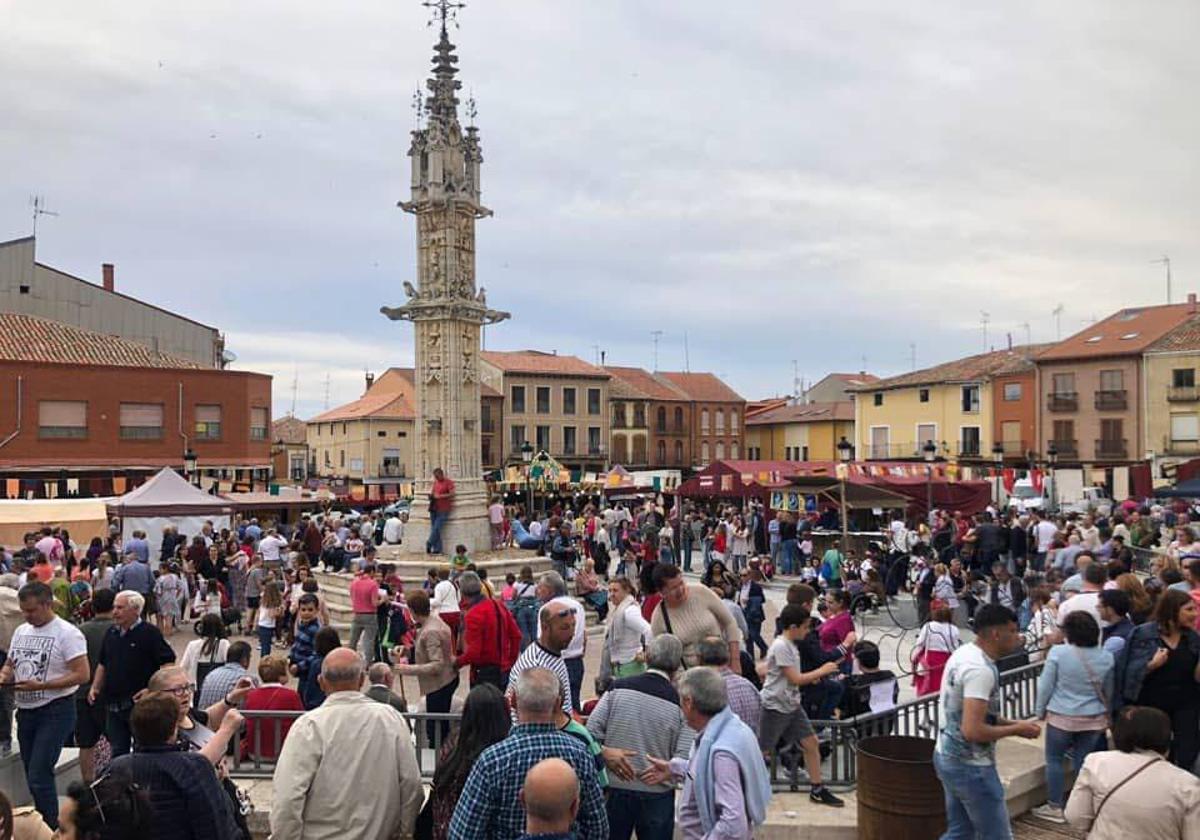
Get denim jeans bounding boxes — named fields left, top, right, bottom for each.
left=932, top=751, right=1012, bottom=840
left=606, top=787, right=675, bottom=840
left=781, top=539, right=798, bottom=575
left=427, top=509, right=449, bottom=554
left=105, top=702, right=133, bottom=758
left=17, top=696, right=77, bottom=829
left=682, top=539, right=694, bottom=571
left=257, top=625, right=275, bottom=657
left=349, top=614, right=378, bottom=662
left=1044, top=725, right=1106, bottom=807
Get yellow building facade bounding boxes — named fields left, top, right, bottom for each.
left=744, top=403, right=854, bottom=461
left=1144, top=348, right=1200, bottom=469
left=854, top=381, right=995, bottom=461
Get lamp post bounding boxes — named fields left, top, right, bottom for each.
left=923, top=440, right=937, bottom=525
left=183, top=448, right=198, bottom=487
left=992, top=441, right=1005, bottom=508
left=521, top=440, right=534, bottom=518
left=836, top=436, right=853, bottom=551
left=1046, top=443, right=1058, bottom=514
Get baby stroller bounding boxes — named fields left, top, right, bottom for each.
left=191, top=579, right=244, bottom=636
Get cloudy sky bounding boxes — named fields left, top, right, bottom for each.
left=2, top=1, right=1197, bottom=418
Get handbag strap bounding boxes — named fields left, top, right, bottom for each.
left=1072, top=647, right=1109, bottom=709
left=1094, top=756, right=1161, bottom=821
left=660, top=600, right=674, bottom=636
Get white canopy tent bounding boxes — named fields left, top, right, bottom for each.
left=106, top=468, right=232, bottom=545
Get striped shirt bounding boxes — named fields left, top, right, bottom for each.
left=720, top=666, right=762, bottom=735
left=507, top=641, right=572, bottom=718
left=585, top=670, right=693, bottom=793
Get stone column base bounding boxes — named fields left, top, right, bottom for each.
left=404, top=480, right=494, bottom=555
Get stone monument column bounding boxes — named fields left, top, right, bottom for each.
left=381, top=16, right=509, bottom=554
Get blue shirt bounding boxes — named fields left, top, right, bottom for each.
left=448, top=723, right=608, bottom=840
left=112, top=560, right=154, bottom=594
left=125, top=537, right=150, bottom=565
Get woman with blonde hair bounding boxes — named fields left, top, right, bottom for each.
left=1115, top=573, right=1153, bottom=624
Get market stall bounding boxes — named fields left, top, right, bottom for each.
left=0, top=498, right=110, bottom=549
left=107, top=468, right=233, bottom=544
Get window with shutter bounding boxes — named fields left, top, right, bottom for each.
left=250, top=407, right=268, bottom=440
left=195, top=405, right=222, bottom=440
left=119, top=403, right=164, bottom=439
left=1171, top=415, right=1199, bottom=442
left=38, top=401, right=87, bottom=438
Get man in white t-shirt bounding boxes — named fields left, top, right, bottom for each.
left=0, top=581, right=89, bottom=828
left=1032, top=514, right=1059, bottom=573
left=259, top=529, right=289, bottom=565
left=1056, top=562, right=1106, bottom=631
left=383, top=511, right=406, bottom=545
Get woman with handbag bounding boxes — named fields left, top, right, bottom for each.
left=1031, top=611, right=1115, bottom=824
left=604, top=576, right=651, bottom=679
left=1065, top=705, right=1200, bottom=840
left=911, top=604, right=960, bottom=696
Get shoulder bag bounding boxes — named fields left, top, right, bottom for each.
left=1093, top=756, right=1161, bottom=823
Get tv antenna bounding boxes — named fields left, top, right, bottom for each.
left=323, top=373, right=331, bottom=410
left=909, top=342, right=917, bottom=371
left=290, top=367, right=299, bottom=417
left=30, top=195, right=59, bottom=237
left=980, top=311, right=991, bottom=351
left=651, top=330, right=663, bottom=372
left=1019, top=322, right=1031, bottom=347
left=1151, top=255, right=1172, bottom=304
left=683, top=331, right=690, bottom=372
left=1052, top=304, right=1064, bottom=340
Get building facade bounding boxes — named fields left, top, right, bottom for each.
left=853, top=346, right=1046, bottom=465
left=0, top=313, right=270, bottom=497
left=1035, top=303, right=1195, bottom=467
left=604, top=365, right=692, bottom=468
left=480, top=351, right=610, bottom=473
left=0, top=237, right=226, bottom=368
left=270, top=416, right=309, bottom=483
left=658, top=372, right=745, bottom=468
left=744, top=402, right=854, bottom=462
left=1133, top=311, right=1200, bottom=476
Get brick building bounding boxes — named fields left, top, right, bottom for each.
left=657, top=371, right=745, bottom=468
left=0, top=313, right=271, bottom=498
left=604, top=365, right=691, bottom=468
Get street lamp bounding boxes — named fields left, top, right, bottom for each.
left=1046, top=443, right=1058, bottom=513
left=183, top=448, right=198, bottom=486
left=521, top=440, right=534, bottom=517
left=836, top=437, right=852, bottom=550
left=923, top=440, right=937, bottom=525
left=992, top=442, right=1005, bottom=507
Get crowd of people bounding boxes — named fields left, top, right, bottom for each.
left=2, top=490, right=1199, bottom=840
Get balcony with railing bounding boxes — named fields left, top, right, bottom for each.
left=956, top=441, right=982, bottom=458
left=1048, top=438, right=1078, bottom=458
left=1047, top=392, right=1078, bottom=412
left=867, top=442, right=917, bottom=460
left=1094, top=438, right=1127, bottom=460
left=377, top=462, right=406, bottom=478
left=1167, top=385, right=1198, bottom=402
left=1162, top=436, right=1200, bottom=456
left=1094, top=390, right=1127, bottom=411
left=1000, top=439, right=1028, bottom=457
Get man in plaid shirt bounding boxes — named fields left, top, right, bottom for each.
left=449, top=668, right=608, bottom=840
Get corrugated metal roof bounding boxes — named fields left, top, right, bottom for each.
left=0, top=312, right=203, bottom=369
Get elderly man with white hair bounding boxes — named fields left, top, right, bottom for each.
left=272, top=648, right=423, bottom=840
left=87, top=589, right=175, bottom=757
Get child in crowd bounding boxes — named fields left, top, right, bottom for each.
left=450, top=545, right=470, bottom=580
left=257, top=581, right=284, bottom=657
left=501, top=573, right=517, bottom=605
left=841, top=641, right=899, bottom=738
left=289, top=593, right=323, bottom=685
left=760, top=604, right=844, bottom=807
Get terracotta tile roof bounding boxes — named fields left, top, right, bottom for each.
left=0, top=312, right=203, bottom=369
left=1037, top=303, right=1197, bottom=361
left=271, top=416, right=308, bottom=445
left=1137, top=312, right=1200, bottom=353
left=860, top=344, right=1052, bottom=392
left=745, top=401, right=855, bottom=425
left=481, top=350, right=608, bottom=378
left=658, top=371, right=744, bottom=403
left=307, top=390, right=415, bottom=423
left=746, top=398, right=789, bottom=418
left=821, top=372, right=879, bottom=388
left=603, top=366, right=691, bottom=401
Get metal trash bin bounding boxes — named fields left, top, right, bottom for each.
left=856, top=735, right=946, bottom=840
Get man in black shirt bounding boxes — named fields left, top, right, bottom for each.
left=87, top=590, right=175, bottom=757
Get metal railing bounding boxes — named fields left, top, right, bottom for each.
left=1094, top=390, right=1127, bottom=410
left=1167, top=385, right=1198, bottom=403
left=1048, top=438, right=1077, bottom=458
left=1047, top=393, right=1078, bottom=412
left=1094, top=438, right=1127, bottom=459
left=1162, top=436, right=1200, bottom=456
left=377, top=463, right=406, bottom=478
left=229, top=664, right=1045, bottom=792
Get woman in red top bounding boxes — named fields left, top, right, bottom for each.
left=819, top=590, right=855, bottom=654
left=241, top=654, right=304, bottom=761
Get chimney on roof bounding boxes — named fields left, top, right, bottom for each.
left=101, top=263, right=114, bottom=292
left=1007, top=332, right=1013, bottom=350
left=600, top=350, right=606, bottom=365
left=1189, top=292, right=1197, bottom=314
left=365, top=371, right=375, bottom=393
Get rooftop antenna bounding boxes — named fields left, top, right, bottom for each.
left=980, top=311, right=991, bottom=351
left=592, top=344, right=601, bottom=366
left=1052, top=304, right=1064, bottom=340
left=422, top=0, right=465, bottom=29
left=792, top=360, right=800, bottom=402
left=651, top=330, right=663, bottom=372
left=323, top=373, right=331, bottom=410
left=1019, top=322, right=1031, bottom=347
left=290, top=367, right=299, bottom=417
left=30, top=195, right=59, bottom=238
left=683, top=331, right=691, bottom=372
left=1151, top=255, right=1172, bottom=304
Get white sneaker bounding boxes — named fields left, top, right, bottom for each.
left=1031, top=804, right=1065, bottom=823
